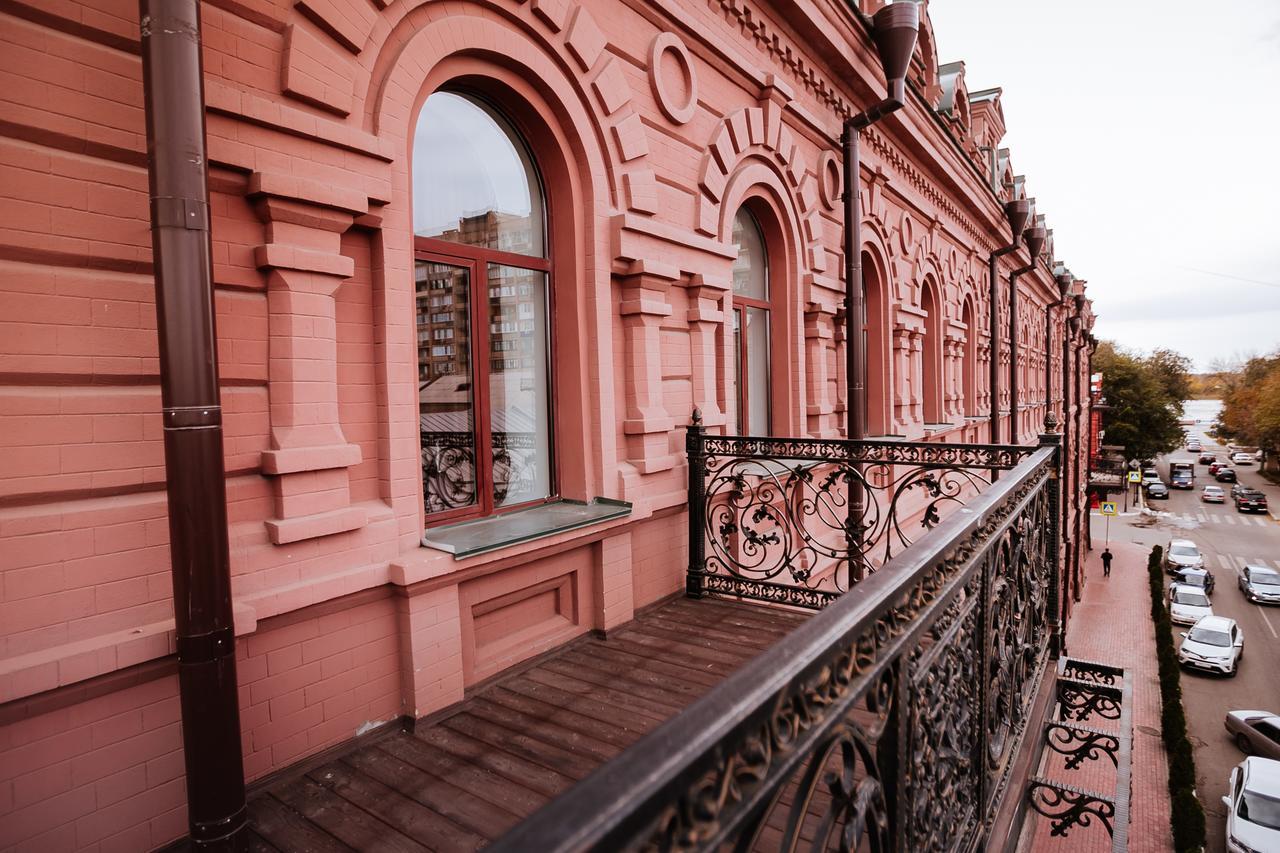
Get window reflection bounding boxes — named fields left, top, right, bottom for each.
left=730, top=208, right=771, bottom=436
left=413, top=92, right=544, bottom=256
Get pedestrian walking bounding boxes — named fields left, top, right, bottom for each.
left=1101, top=548, right=1113, bottom=577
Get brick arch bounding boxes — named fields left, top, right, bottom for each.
left=694, top=107, right=826, bottom=274
left=356, top=0, right=663, bottom=215
left=859, top=229, right=894, bottom=437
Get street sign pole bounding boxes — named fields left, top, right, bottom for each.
left=1105, top=513, right=1110, bottom=547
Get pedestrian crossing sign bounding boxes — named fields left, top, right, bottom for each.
left=1126, top=471, right=1142, bottom=483
left=1100, top=502, right=1118, bottom=516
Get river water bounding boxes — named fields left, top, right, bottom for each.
left=1181, top=398, right=1223, bottom=425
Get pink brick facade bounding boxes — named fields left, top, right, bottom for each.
left=0, top=0, right=1095, bottom=848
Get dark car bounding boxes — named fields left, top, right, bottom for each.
left=1216, top=467, right=1238, bottom=483
left=1236, top=489, right=1269, bottom=514
left=1174, top=566, right=1216, bottom=595
left=1199, top=452, right=1217, bottom=465
left=1147, top=482, right=1170, bottom=499
left=1239, top=565, right=1280, bottom=604
left=1171, top=473, right=1194, bottom=490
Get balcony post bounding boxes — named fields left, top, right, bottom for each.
left=686, top=408, right=707, bottom=599
left=1040, top=414, right=1064, bottom=657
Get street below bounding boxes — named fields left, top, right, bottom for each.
left=1094, top=413, right=1280, bottom=852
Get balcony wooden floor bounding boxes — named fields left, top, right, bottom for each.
left=242, top=596, right=811, bottom=852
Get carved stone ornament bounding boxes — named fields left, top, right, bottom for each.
left=649, top=33, right=698, bottom=125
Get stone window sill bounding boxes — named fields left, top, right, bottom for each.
left=421, top=498, right=632, bottom=558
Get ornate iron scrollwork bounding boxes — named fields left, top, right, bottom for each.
left=1044, top=721, right=1121, bottom=770
left=1026, top=778, right=1116, bottom=838
left=1056, top=678, right=1123, bottom=723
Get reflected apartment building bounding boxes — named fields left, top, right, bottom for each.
left=0, top=0, right=1097, bottom=848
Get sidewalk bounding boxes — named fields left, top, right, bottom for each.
left=1027, top=540, right=1174, bottom=852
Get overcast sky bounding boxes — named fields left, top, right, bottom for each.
left=928, top=0, right=1280, bottom=371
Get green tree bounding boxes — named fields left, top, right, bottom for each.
left=1093, top=341, right=1187, bottom=462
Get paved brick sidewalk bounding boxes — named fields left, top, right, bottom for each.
left=1025, top=540, right=1174, bottom=852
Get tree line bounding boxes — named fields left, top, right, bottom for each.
left=1213, top=353, right=1280, bottom=471
left=1092, top=342, right=1190, bottom=463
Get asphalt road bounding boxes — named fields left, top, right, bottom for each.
left=1097, top=421, right=1280, bottom=852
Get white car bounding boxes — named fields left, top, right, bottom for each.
left=1168, top=584, right=1213, bottom=626
left=1165, top=539, right=1206, bottom=574
left=1179, top=615, right=1243, bottom=676
left=1203, top=485, right=1226, bottom=503
left=1223, top=757, right=1280, bottom=852
left=1232, top=452, right=1256, bottom=466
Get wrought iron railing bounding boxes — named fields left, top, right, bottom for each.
left=686, top=411, right=1040, bottom=608
left=491, top=433, right=1062, bottom=852
left=420, top=429, right=539, bottom=513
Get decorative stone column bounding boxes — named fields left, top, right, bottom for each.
left=833, top=307, right=847, bottom=435
left=684, top=273, right=728, bottom=432
left=909, top=331, right=924, bottom=424
left=251, top=172, right=368, bottom=545
left=892, top=326, right=913, bottom=430
left=619, top=260, right=677, bottom=472
left=803, top=302, right=834, bottom=436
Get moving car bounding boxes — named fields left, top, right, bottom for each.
left=1178, top=615, right=1243, bottom=675
left=1174, top=566, right=1216, bottom=595
left=1168, top=584, right=1213, bottom=626
left=1165, top=539, right=1206, bottom=574
left=1200, top=452, right=1217, bottom=465
left=1239, top=565, right=1280, bottom=605
left=1171, top=472, right=1194, bottom=490
left=1203, top=485, right=1226, bottom=503
left=1146, top=482, right=1169, bottom=499
left=1210, top=461, right=1228, bottom=476
left=1217, top=467, right=1239, bottom=483
left=1236, top=489, right=1269, bottom=514
left=1232, top=451, right=1256, bottom=466
left=1222, top=757, right=1280, bottom=851
left=1226, top=712, right=1280, bottom=760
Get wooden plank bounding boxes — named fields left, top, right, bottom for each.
left=535, top=659, right=689, bottom=715
left=415, top=724, right=576, bottom=800
left=497, top=676, right=668, bottom=735
left=245, top=827, right=283, bottom=852
left=572, top=641, right=724, bottom=688
left=614, top=624, right=756, bottom=669
left=522, top=667, right=678, bottom=724
left=441, top=712, right=601, bottom=781
left=556, top=648, right=715, bottom=706
left=639, top=612, right=789, bottom=652
left=663, top=597, right=810, bottom=633
left=465, top=696, right=620, bottom=762
left=307, top=760, right=486, bottom=851
left=484, top=685, right=642, bottom=750
left=270, top=776, right=428, bottom=853
left=348, top=740, right=527, bottom=840
left=603, top=634, right=742, bottom=682
left=247, top=793, right=355, bottom=853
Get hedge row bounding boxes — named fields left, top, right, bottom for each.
left=1147, top=544, right=1206, bottom=852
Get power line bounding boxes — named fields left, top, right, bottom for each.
left=1177, top=266, right=1280, bottom=290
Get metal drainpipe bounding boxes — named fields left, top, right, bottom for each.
left=1061, top=309, right=1078, bottom=630
left=1072, top=312, right=1087, bottom=600
left=139, top=1, right=247, bottom=846
left=985, top=199, right=1030, bottom=456
left=1005, top=233, right=1043, bottom=446
left=842, top=0, right=918, bottom=582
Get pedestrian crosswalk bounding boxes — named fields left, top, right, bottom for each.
left=1161, top=511, right=1273, bottom=527
left=1214, top=554, right=1280, bottom=572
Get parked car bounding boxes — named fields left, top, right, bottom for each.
left=1239, top=565, right=1280, bottom=605
left=1225, top=712, right=1280, bottom=759
left=1147, top=482, right=1170, bottom=499
left=1165, top=539, right=1206, bottom=574
left=1232, top=452, right=1256, bottom=466
left=1178, top=615, right=1243, bottom=675
left=1203, top=485, right=1226, bottom=503
left=1217, top=467, right=1238, bottom=483
left=1142, top=469, right=1162, bottom=486
left=1174, top=566, right=1216, bottom=595
left=1200, top=452, right=1217, bottom=465
left=1168, top=584, right=1213, bottom=626
left=1222, top=757, right=1280, bottom=851
left=1237, top=489, right=1269, bottom=514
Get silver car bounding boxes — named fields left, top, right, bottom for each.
left=1178, top=615, right=1244, bottom=676
left=1223, top=757, right=1280, bottom=852
left=1239, top=565, right=1280, bottom=605
left=1226, top=711, right=1280, bottom=760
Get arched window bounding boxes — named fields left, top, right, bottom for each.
left=961, top=298, right=977, bottom=417
left=921, top=281, right=942, bottom=424
left=861, top=250, right=889, bottom=436
left=731, top=208, right=771, bottom=435
left=413, top=91, right=553, bottom=522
